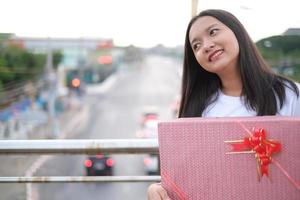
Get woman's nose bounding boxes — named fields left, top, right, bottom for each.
left=203, top=41, right=215, bottom=53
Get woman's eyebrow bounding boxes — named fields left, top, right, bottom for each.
left=205, top=23, right=218, bottom=32
left=190, top=23, right=219, bottom=44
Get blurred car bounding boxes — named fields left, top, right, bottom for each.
left=84, top=154, right=114, bottom=176
left=140, top=106, right=159, bottom=127
left=137, top=106, right=160, bottom=175
left=143, top=154, right=160, bottom=175
left=136, top=119, right=159, bottom=138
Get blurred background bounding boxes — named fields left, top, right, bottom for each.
left=0, top=0, right=300, bottom=199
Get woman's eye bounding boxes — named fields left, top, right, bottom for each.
left=209, top=29, right=218, bottom=36
left=193, top=43, right=201, bottom=50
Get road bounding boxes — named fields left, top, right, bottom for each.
left=33, top=55, right=182, bottom=200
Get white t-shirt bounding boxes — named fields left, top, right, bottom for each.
left=202, top=83, right=300, bottom=117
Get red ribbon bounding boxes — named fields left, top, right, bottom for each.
left=230, top=128, right=281, bottom=178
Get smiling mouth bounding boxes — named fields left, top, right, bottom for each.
left=208, top=50, right=224, bottom=62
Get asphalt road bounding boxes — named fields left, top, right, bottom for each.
left=33, top=55, right=182, bottom=200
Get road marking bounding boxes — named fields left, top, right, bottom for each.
left=25, top=105, right=89, bottom=200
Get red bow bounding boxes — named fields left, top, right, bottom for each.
left=229, top=128, right=281, bottom=179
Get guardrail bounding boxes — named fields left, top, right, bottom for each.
left=0, top=139, right=161, bottom=183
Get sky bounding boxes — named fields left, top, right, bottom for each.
left=0, top=0, right=299, bottom=47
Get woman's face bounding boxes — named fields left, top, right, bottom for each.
left=189, top=16, right=240, bottom=75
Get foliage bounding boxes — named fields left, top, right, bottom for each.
left=256, top=35, right=300, bottom=65
left=256, top=35, right=300, bottom=82
left=53, top=50, right=63, bottom=70
left=0, top=40, right=62, bottom=89
left=257, top=35, right=300, bottom=54
left=0, top=45, right=45, bottom=85
left=288, top=64, right=300, bottom=81
left=122, top=45, right=145, bottom=63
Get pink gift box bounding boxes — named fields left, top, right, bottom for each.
left=158, top=116, right=300, bottom=200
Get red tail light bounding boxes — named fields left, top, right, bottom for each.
left=106, top=158, right=114, bottom=167
left=84, top=159, right=93, bottom=168
left=144, top=115, right=158, bottom=123
left=143, top=157, right=151, bottom=166
left=147, top=115, right=158, bottom=120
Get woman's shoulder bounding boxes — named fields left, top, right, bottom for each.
left=279, top=80, right=300, bottom=116
left=284, top=80, right=300, bottom=96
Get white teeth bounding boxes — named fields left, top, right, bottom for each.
left=210, top=51, right=223, bottom=61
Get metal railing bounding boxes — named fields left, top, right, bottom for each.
left=0, top=139, right=161, bottom=183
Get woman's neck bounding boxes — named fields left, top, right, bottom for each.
left=218, top=69, right=242, bottom=97
left=221, top=80, right=242, bottom=96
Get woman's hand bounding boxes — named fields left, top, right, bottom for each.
left=147, top=183, right=171, bottom=200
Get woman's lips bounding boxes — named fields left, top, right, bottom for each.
left=208, top=49, right=224, bottom=62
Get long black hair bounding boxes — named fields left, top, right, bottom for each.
left=179, top=9, right=299, bottom=117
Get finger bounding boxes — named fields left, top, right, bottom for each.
left=159, top=188, right=171, bottom=200
left=156, top=184, right=170, bottom=200
left=147, top=183, right=162, bottom=200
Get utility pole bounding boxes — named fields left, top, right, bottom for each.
left=45, top=39, right=59, bottom=138
left=191, top=0, right=198, bottom=17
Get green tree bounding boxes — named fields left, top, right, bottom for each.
left=0, top=34, right=64, bottom=109
left=256, top=35, right=300, bottom=82
left=256, top=35, right=300, bottom=63
left=53, top=50, right=63, bottom=69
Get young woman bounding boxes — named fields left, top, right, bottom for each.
left=147, top=9, right=300, bottom=200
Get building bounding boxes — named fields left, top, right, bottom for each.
left=10, top=36, right=113, bottom=68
